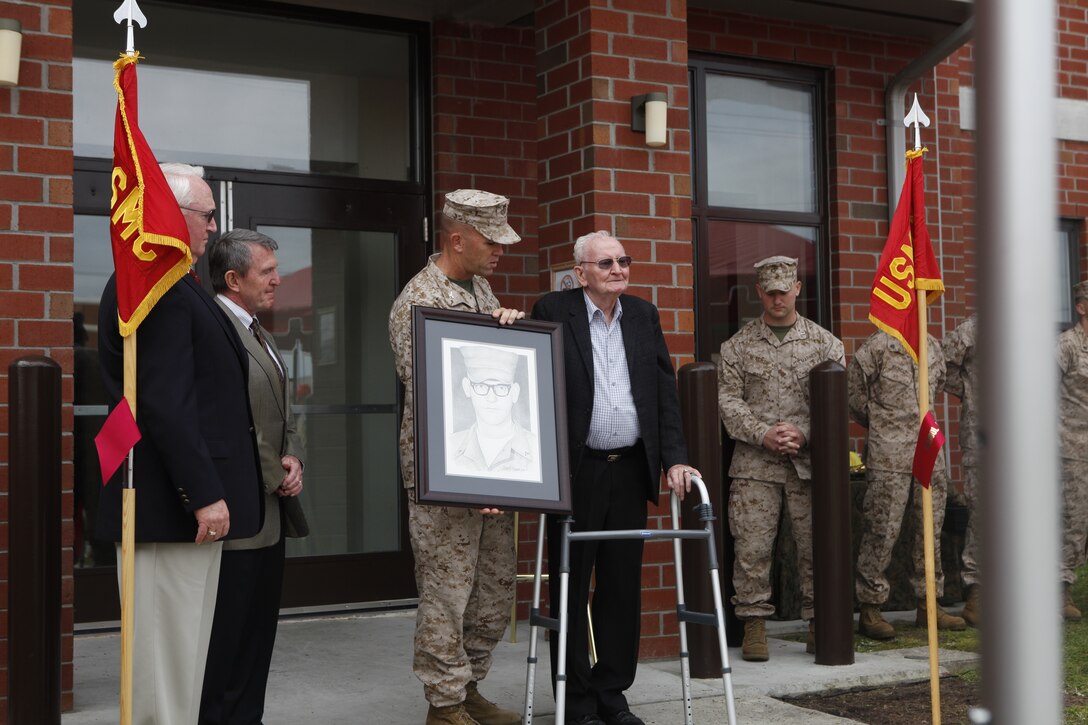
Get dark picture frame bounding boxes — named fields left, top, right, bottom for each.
left=412, top=307, right=572, bottom=513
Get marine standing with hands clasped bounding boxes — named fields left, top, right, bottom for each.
left=1058, top=280, right=1088, bottom=622
left=943, top=313, right=981, bottom=626
left=389, top=190, right=525, bottom=725
left=849, top=328, right=965, bottom=639
left=717, top=256, right=844, bottom=662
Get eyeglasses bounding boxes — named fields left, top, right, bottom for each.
left=468, top=381, right=512, bottom=397
left=181, top=206, right=216, bottom=223
left=581, top=256, right=632, bottom=270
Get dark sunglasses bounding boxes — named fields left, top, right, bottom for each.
left=581, top=256, right=632, bottom=270
left=181, top=206, right=216, bottom=223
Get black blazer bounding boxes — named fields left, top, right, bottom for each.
left=97, top=274, right=263, bottom=542
left=532, top=288, right=688, bottom=504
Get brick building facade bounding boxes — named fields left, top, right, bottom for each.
left=0, top=0, right=1081, bottom=714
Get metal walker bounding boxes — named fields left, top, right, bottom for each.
left=521, top=476, right=737, bottom=725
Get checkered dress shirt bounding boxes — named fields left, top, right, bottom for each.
left=584, top=292, right=640, bottom=450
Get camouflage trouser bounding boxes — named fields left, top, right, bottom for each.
left=856, top=467, right=947, bottom=604
left=407, top=495, right=515, bottom=707
left=728, top=470, right=814, bottom=621
left=1061, top=457, right=1088, bottom=584
left=960, top=463, right=981, bottom=588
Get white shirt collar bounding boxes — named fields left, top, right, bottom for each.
left=583, top=290, right=623, bottom=325
left=217, top=294, right=255, bottom=329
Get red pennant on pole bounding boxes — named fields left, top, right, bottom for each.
left=911, top=410, right=945, bottom=488
left=95, top=399, right=141, bottom=485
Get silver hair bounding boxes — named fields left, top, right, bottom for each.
left=159, top=162, right=206, bottom=207
left=572, top=230, right=617, bottom=264
left=208, top=229, right=279, bottom=294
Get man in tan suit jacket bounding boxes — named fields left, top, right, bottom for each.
left=200, top=228, right=308, bottom=724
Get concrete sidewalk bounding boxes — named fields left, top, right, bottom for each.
left=62, top=608, right=977, bottom=724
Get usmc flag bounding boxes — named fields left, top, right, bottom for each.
left=110, top=53, right=191, bottom=337
left=868, top=149, right=944, bottom=361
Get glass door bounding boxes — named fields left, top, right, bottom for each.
left=225, top=176, right=426, bottom=607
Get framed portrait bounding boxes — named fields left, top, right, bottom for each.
left=412, top=307, right=571, bottom=513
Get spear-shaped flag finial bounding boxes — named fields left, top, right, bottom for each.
left=903, top=93, right=931, bottom=152
left=114, top=0, right=147, bottom=56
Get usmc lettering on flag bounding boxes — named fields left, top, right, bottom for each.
left=872, top=241, right=916, bottom=311
left=109, top=53, right=192, bottom=336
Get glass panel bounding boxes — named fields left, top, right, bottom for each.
left=73, top=0, right=414, bottom=180
left=1059, top=222, right=1076, bottom=327
left=705, top=74, right=816, bottom=212
left=73, top=214, right=114, bottom=568
left=705, top=221, right=819, bottom=354
left=255, top=226, right=400, bottom=557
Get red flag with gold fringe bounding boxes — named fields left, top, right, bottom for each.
left=868, top=149, right=944, bottom=361
left=110, top=53, right=191, bottom=337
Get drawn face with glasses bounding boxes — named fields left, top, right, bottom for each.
left=575, top=234, right=631, bottom=301
left=462, top=376, right=521, bottom=428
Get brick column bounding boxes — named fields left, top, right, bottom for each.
left=432, top=20, right=538, bottom=313
left=0, top=1, right=75, bottom=718
left=535, top=0, right=692, bottom=658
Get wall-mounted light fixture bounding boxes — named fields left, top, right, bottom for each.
left=630, top=92, right=668, bottom=148
left=0, top=19, right=22, bottom=87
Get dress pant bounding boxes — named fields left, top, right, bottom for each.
left=548, top=444, right=650, bottom=721
left=199, top=532, right=286, bottom=725
left=121, top=541, right=222, bottom=725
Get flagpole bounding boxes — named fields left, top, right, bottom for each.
left=120, top=334, right=136, bottom=725
left=113, top=4, right=147, bottom=724
left=916, top=293, right=941, bottom=725
left=901, top=92, right=942, bottom=724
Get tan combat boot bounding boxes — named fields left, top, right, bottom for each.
left=961, top=585, right=980, bottom=627
left=858, top=604, right=895, bottom=640
left=915, top=598, right=966, bottom=630
left=463, top=682, right=520, bottom=725
left=741, top=618, right=769, bottom=661
left=426, top=703, right=480, bottom=725
left=1063, top=583, right=1082, bottom=622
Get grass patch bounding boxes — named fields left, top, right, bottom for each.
left=778, top=565, right=1088, bottom=722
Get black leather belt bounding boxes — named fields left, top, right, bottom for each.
left=584, top=442, right=641, bottom=463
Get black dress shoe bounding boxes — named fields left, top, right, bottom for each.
left=570, top=714, right=607, bottom=725
left=604, top=710, right=645, bottom=725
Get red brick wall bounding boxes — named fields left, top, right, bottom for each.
left=535, top=0, right=694, bottom=658
left=0, top=0, right=75, bottom=717
left=432, top=19, right=539, bottom=314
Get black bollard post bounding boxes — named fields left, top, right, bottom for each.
left=678, top=362, right=737, bottom=676
left=8, top=356, right=63, bottom=724
left=809, top=360, right=854, bottom=665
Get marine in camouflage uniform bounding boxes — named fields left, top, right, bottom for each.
left=389, top=189, right=523, bottom=725
left=718, top=256, right=844, bottom=661
left=1058, top=280, right=1088, bottom=621
left=944, top=313, right=981, bottom=625
left=849, top=329, right=965, bottom=638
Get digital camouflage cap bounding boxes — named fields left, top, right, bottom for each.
left=754, top=255, right=799, bottom=293
left=443, top=189, right=521, bottom=245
